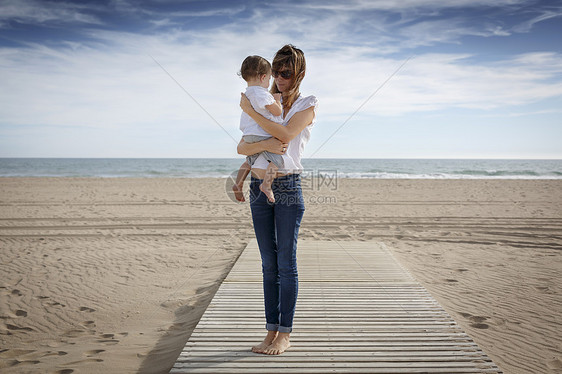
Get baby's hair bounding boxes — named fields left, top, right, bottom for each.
left=239, top=55, right=271, bottom=81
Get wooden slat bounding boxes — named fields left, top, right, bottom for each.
left=170, top=240, right=502, bottom=373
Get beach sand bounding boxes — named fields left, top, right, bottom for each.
left=0, top=177, right=561, bottom=373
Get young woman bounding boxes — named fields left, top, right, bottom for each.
left=238, top=44, right=318, bottom=355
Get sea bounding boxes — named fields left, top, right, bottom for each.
left=0, top=158, right=561, bottom=179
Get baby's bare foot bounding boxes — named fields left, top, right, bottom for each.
left=259, top=184, right=275, bottom=203
left=251, top=331, right=278, bottom=353
left=232, top=184, right=245, bottom=202
left=264, top=333, right=291, bottom=355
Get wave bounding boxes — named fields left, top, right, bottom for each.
left=334, top=171, right=562, bottom=179
left=1, top=158, right=561, bottom=179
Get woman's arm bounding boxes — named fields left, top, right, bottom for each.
left=237, top=137, right=288, bottom=156
left=241, top=94, right=315, bottom=143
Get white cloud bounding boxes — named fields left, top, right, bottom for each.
left=293, top=0, right=531, bottom=12
left=0, top=0, right=103, bottom=27
left=170, top=5, right=247, bottom=17
left=512, top=8, right=562, bottom=33
left=2, top=27, right=561, bottom=132
left=1, top=0, right=561, bottom=157
left=306, top=51, right=562, bottom=118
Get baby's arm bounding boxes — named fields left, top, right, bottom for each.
left=265, top=93, right=282, bottom=117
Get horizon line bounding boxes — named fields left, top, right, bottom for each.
left=1, top=157, right=561, bottom=161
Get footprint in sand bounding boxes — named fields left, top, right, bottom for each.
left=48, top=301, right=66, bottom=307
left=11, top=289, right=23, bottom=296
left=547, top=359, right=562, bottom=369
left=63, top=358, right=103, bottom=365
left=41, top=351, right=68, bottom=357
left=79, top=307, right=95, bottom=312
left=470, top=323, right=490, bottom=329
left=457, top=312, right=491, bottom=329
left=445, top=278, right=458, bottom=283
left=96, top=339, right=119, bottom=345
left=97, top=333, right=118, bottom=344
left=469, top=315, right=489, bottom=323
left=54, top=369, right=74, bottom=374
left=6, top=324, right=34, bottom=332
left=535, top=286, right=553, bottom=294
left=85, top=349, right=105, bottom=357
left=62, top=329, right=89, bottom=338
left=6, top=359, right=41, bottom=366
left=15, top=310, right=28, bottom=317
left=0, top=349, right=36, bottom=358
left=80, top=320, right=96, bottom=328
left=96, top=331, right=128, bottom=344
left=467, top=314, right=490, bottom=329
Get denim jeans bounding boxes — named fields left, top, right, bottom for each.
left=250, top=173, right=305, bottom=333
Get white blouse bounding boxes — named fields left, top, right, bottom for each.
left=252, top=94, right=318, bottom=173
left=240, top=86, right=283, bottom=136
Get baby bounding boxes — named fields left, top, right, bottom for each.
left=233, top=55, right=290, bottom=203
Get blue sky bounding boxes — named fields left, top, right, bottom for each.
left=0, top=0, right=561, bottom=158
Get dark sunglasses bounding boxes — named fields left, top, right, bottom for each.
left=272, top=70, right=293, bottom=79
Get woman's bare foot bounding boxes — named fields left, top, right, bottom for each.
left=232, top=183, right=245, bottom=202
left=264, top=332, right=291, bottom=355
left=251, top=330, right=278, bottom=353
left=259, top=183, right=275, bottom=203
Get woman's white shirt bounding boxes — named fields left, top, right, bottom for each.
left=251, top=94, right=318, bottom=174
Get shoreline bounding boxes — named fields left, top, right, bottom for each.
left=2, top=176, right=562, bottom=180
left=1, top=178, right=561, bottom=373
left=1, top=158, right=560, bottom=180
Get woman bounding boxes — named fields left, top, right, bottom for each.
left=238, top=44, right=318, bottom=355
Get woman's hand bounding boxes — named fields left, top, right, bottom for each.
left=264, top=137, right=288, bottom=155
left=237, top=137, right=288, bottom=156
left=240, top=93, right=255, bottom=115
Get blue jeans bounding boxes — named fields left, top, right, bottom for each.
left=250, top=173, right=305, bottom=333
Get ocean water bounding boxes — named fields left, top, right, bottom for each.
left=0, top=158, right=560, bottom=179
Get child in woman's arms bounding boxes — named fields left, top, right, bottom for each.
left=233, top=55, right=291, bottom=203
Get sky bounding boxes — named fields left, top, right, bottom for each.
left=0, top=0, right=561, bottom=159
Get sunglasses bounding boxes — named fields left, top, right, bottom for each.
left=272, top=70, right=293, bottom=79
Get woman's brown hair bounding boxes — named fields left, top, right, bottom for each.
left=270, top=44, right=306, bottom=111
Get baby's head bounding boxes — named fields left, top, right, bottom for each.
left=239, top=55, right=271, bottom=88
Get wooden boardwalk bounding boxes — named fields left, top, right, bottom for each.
left=171, top=240, right=502, bottom=373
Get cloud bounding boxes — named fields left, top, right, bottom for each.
left=512, top=8, right=562, bottom=33
left=0, top=40, right=233, bottom=130
left=1, top=0, right=553, bottom=53
left=2, top=25, right=561, bottom=133
left=227, top=0, right=549, bottom=55
left=169, top=5, right=247, bottom=17
left=304, top=50, right=562, bottom=121
left=292, top=0, right=532, bottom=12
left=1, top=0, right=561, bottom=157
left=0, top=0, right=103, bottom=27
left=396, top=18, right=494, bottom=48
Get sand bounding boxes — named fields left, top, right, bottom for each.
left=0, top=177, right=561, bottom=373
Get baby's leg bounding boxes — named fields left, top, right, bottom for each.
left=233, top=161, right=251, bottom=202
left=260, top=161, right=278, bottom=203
